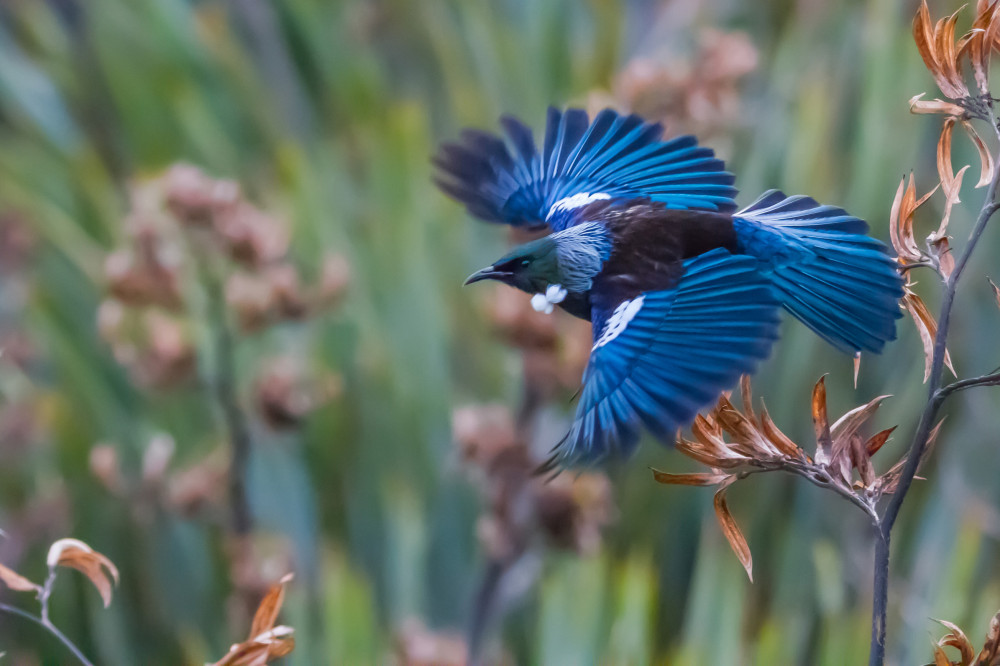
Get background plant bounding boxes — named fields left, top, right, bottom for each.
left=1, top=0, right=1000, bottom=664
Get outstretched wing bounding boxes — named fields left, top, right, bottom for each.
left=556, top=249, right=782, bottom=466
left=433, top=107, right=737, bottom=231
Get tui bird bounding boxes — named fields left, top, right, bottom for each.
left=434, top=107, right=904, bottom=467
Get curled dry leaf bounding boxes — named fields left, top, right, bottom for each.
left=910, top=93, right=968, bottom=117
left=0, top=561, right=39, bottom=593
left=933, top=617, right=976, bottom=665
left=212, top=573, right=296, bottom=666
left=976, top=609, right=1000, bottom=664
left=937, top=164, right=969, bottom=238
left=249, top=573, right=293, bottom=640
left=937, top=117, right=958, bottom=197
left=650, top=470, right=729, bottom=486
left=889, top=174, right=938, bottom=266
left=902, top=288, right=956, bottom=382
left=964, top=120, right=995, bottom=188
left=212, top=627, right=295, bottom=666
left=47, top=538, right=120, bottom=608
left=913, top=1, right=970, bottom=100
left=865, top=427, right=897, bottom=457
left=713, top=480, right=752, bottom=582
left=933, top=643, right=954, bottom=666
left=960, top=0, right=1000, bottom=94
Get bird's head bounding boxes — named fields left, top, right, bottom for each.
left=464, top=236, right=561, bottom=294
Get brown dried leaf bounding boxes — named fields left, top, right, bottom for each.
left=865, top=426, right=897, bottom=456
left=212, top=627, right=296, bottom=666
left=937, top=10, right=969, bottom=98
left=915, top=2, right=945, bottom=93
left=651, top=469, right=729, bottom=486
left=903, top=288, right=956, bottom=382
left=909, top=93, right=969, bottom=116
left=831, top=395, right=889, bottom=441
left=938, top=117, right=957, bottom=195
left=739, top=375, right=756, bottom=425
left=963, top=121, right=996, bottom=188
left=0, top=562, right=39, bottom=593
left=932, top=236, right=956, bottom=280
left=934, top=618, right=976, bottom=665
left=47, top=538, right=119, bottom=608
left=849, top=434, right=876, bottom=487
left=914, top=1, right=972, bottom=99
left=961, top=1, right=1000, bottom=94
left=889, top=174, right=938, bottom=264
left=933, top=643, right=955, bottom=666
left=975, top=610, right=1000, bottom=664
left=937, top=164, right=970, bottom=240
left=713, top=481, right=752, bottom=582
left=759, top=402, right=804, bottom=459
left=713, top=394, right=774, bottom=457
left=250, top=573, right=294, bottom=639
left=812, top=376, right=833, bottom=465
left=212, top=573, right=296, bottom=666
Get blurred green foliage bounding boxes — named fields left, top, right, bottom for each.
left=0, top=0, right=999, bottom=664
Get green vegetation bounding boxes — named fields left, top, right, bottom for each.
left=0, top=0, right=995, bottom=664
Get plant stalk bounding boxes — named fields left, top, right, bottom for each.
left=0, top=603, right=95, bottom=666
left=867, top=112, right=1000, bottom=666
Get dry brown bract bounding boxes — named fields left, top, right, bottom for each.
left=47, top=538, right=120, bottom=608
left=0, top=537, right=120, bottom=607
left=931, top=609, right=1000, bottom=665
left=653, top=376, right=941, bottom=580
left=211, top=573, right=295, bottom=666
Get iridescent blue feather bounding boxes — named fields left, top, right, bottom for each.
left=432, top=107, right=737, bottom=230
left=733, top=190, right=905, bottom=354
left=558, top=249, right=782, bottom=465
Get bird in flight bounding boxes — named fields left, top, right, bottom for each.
left=434, top=107, right=903, bottom=467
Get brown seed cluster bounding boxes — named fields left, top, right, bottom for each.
left=99, top=164, right=348, bottom=412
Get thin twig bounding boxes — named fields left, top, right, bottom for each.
left=867, top=110, right=1000, bottom=666
left=936, top=371, right=1000, bottom=399
left=0, top=603, right=95, bottom=666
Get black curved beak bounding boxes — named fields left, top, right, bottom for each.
left=464, top=266, right=510, bottom=285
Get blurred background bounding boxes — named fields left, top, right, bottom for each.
left=0, top=0, right=998, bottom=663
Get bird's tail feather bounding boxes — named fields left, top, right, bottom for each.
left=733, top=190, right=904, bottom=354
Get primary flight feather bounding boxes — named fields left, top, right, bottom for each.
left=434, top=107, right=904, bottom=467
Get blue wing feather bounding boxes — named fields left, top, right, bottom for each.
left=556, top=249, right=782, bottom=466
left=433, top=107, right=738, bottom=230
left=733, top=190, right=904, bottom=354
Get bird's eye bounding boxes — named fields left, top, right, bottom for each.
left=520, top=259, right=530, bottom=267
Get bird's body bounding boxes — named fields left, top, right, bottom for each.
left=436, top=107, right=904, bottom=466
